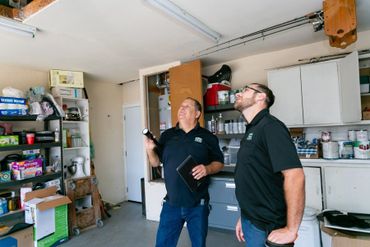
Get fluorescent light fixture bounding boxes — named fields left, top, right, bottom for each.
left=0, top=16, right=36, bottom=38
left=146, top=0, right=221, bottom=42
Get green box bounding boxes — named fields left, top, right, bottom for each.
left=35, top=204, right=69, bottom=247
left=0, top=135, right=19, bottom=146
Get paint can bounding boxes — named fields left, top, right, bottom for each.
left=348, top=130, right=357, bottom=141
left=322, top=141, right=339, bottom=159
left=337, top=140, right=354, bottom=159
left=356, top=130, right=368, bottom=142
left=354, top=141, right=370, bottom=159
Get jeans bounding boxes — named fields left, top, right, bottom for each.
left=241, top=216, right=268, bottom=247
left=155, top=201, right=209, bottom=247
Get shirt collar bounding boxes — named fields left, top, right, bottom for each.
left=175, top=122, right=200, bottom=131
left=248, top=108, right=269, bottom=126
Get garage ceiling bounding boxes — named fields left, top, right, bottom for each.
left=0, top=0, right=369, bottom=83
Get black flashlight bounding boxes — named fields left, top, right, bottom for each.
left=142, top=128, right=160, bottom=146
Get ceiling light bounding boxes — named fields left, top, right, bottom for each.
left=146, top=0, right=221, bottom=43
left=0, top=16, right=36, bottom=38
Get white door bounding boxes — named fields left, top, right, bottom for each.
left=124, top=105, right=144, bottom=202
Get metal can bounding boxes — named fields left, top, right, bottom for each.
left=356, top=129, right=368, bottom=142
left=348, top=130, right=356, bottom=141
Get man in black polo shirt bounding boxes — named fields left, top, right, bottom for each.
left=233, top=83, right=305, bottom=247
left=144, top=97, right=224, bottom=247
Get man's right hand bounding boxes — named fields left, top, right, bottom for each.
left=144, top=137, right=156, bottom=151
left=235, top=218, right=245, bottom=242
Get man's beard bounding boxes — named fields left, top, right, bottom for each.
left=234, top=97, right=255, bottom=112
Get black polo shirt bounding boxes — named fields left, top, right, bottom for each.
left=234, top=109, right=302, bottom=231
left=158, top=123, right=223, bottom=207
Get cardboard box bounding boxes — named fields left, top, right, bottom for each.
left=49, top=70, right=84, bottom=88
left=0, top=135, right=19, bottom=146
left=24, top=186, right=71, bottom=247
left=0, top=225, right=33, bottom=247
left=321, top=225, right=370, bottom=247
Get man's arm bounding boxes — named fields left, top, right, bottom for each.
left=267, top=167, right=305, bottom=244
left=192, top=161, right=224, bottom=180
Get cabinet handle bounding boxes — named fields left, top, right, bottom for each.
left=225, top=183, right=235, bottom=189
left=226, top=205, right=238, bottom=212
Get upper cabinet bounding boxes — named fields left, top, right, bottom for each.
left=268, top=52, right=361, bottom=126
left=169, top=60, right=204, bottom=127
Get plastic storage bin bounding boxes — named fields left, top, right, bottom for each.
left=295, top=207, right=321, bottom=247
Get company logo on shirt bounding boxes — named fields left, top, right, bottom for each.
left=246, top=133, right=253, bottom=140
left=194, top=137, right=203, bottom=143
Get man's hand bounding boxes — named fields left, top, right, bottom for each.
left=267, top=227, right=297, bottom=244
left=144, top=137, right=156, bottom=151
left=192, top=164, right=207, bottom=180
left=235, top=218, right=245, bottom=242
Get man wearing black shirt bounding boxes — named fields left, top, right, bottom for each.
left=233, top=83, right=305, bottom=247
left=145, top=97, right=224, bottom=247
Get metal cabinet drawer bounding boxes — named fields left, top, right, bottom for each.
left=209, top=177, right=237, bottom=204
left=209, top=202, right=239, bottom=230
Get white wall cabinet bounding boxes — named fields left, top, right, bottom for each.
left=268, top=51, right=361, bottom=126
left=324, top=166, right=370, bottom=214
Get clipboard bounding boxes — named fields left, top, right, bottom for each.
left=176, top=155, right=205, bottom=192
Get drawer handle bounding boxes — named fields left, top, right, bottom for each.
left=226, top=205, right=238, bottom=212
left=225, top=183, right=235, bottom=189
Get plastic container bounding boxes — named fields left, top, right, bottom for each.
left=228, top=145, right=240, bottom=164
left=205, top=83, right=231, bottom=106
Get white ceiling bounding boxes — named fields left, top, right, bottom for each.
left=0, top=0, right=370, bottom=84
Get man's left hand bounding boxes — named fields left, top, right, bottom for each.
left=267, top=227, right=297, bottom=244
left=192, top=165, right=207, bottom=180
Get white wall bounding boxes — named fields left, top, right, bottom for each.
left=85, top=80, right=124, bottom=204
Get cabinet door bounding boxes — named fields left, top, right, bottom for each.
left=301, top=61, right=341, bottom=124
left=268, top=67, right=303, bottom=126
left=338, top=51, right=361, bottom=123
left=169, top=60, right=204, bottom=127
left=324, top=166, right=370, bottom=214
left=303, top=167, right=323, bottom=211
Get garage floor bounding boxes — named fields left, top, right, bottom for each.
left=62, top=201, right=243, bottom=247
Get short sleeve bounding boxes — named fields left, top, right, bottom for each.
left=264, top=122, right=302, bottom=173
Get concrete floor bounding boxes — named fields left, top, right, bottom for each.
left=62, top=201, right=244, bottom=247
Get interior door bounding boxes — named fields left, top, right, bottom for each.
left=169, top=60, right=204, bottom=127
left=124, top=105, right=144, bottom=202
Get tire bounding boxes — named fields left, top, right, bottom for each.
left=73, top=227, right=80, bottom=236
left=96, top=219, right=104, bottom=228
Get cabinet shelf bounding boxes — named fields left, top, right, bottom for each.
left=0, top=172, right=62, bottom=190
left=0, top=115, right=60, bottom=121
left=205, top=104, right=235, bottom=113
left=0, top=142, right=62, bottom=152
left=361, top=93, right=370, bottom=97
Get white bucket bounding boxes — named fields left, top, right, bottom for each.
left=322, top=141, right=339, bottom=159
left=295, top=207, right=320, bottom=247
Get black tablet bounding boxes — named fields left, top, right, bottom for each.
left=176, top=155, right=204, bottom=192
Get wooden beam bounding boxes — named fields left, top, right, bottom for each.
left=22, top=0, right=55, bottom=19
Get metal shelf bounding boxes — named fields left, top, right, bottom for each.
left=0, top=172, right=62, bottom=190
left=0, top=142, right=61, bottom=151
